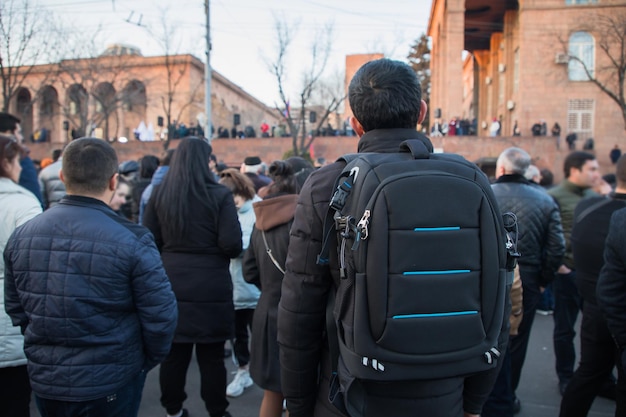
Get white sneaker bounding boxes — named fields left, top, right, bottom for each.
left=226, top=368, right=253, bottom=397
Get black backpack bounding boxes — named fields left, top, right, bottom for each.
left=318, top=138, right=517, bottom=417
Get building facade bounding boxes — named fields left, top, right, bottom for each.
left=2, top=45, right=279, bottom=143
left=429, top=0, right=626, bottom=150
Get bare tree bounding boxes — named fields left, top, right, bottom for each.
left=149, top=10, right=205, bottom=149
left=311, top=69, right=347, bottom=135
left=266, top=17, right=344, bottom=157
left=0, top=0, right=63, bottom=113
left=559, top=11, right=626, bottom=129
left=55, top=34, right=140, bottom=140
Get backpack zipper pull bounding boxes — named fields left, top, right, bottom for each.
left=352, top=210, right=371, bottom=250
left=357, top=210, right=371, bottom=241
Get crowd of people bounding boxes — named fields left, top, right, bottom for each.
left=1, top=57, right=626, bottom=417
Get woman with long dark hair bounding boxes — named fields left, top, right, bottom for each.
left=0, top=134, right=42, bottom=416
left=144, top=137, right=242, bottom=417
left=243, top=157, right=313, bottom=417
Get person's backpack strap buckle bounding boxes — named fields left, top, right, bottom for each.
left=317, top=159, right=358, bottom=266
left=330, top=173, right=355, bottom=212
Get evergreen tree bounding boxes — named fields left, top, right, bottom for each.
left=407, top=33, right=431, bottom=131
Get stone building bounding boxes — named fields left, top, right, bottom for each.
left=428, top=0, right=626, bottom=150
left=2, top=44, right=279, bottom=143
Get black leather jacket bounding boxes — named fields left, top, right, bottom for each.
left=491, top=175, right=565, bottom=284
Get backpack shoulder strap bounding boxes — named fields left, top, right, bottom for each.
left=317, top=157, right=357, bottom=265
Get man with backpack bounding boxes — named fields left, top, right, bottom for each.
left=277, top=59, right=510, bottom=417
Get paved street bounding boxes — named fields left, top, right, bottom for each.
left=29, top=313, right=615, bottom=417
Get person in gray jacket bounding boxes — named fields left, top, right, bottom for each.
left=38, top=156, right=65, bottom=209
left=4, top=137, right=178, bottom=417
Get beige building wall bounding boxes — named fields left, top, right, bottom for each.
left=2, top=52, right=279, bottom=144
left=428, top=0, right=465, bottom=125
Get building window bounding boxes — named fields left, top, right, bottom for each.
left=568, top=31, right=594, bottom=81
left=567, top=99, right=594, bottom=139
left=565, top=0, right=597, bottom=4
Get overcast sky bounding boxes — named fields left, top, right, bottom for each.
left=38, top=0, right=432, bottom=105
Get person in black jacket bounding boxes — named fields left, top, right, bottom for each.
left=144, top=137, right=242, bottom=417
left=277, top=58, right=507, bottom=417
left=486, top=147, right=565, bottom=416
left=561, top=155, right=626, bottom=416
left=4, top=137, right=178, bottom=417
left=597, top=205, right=626, bottom=411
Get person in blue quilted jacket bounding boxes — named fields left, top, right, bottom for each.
left=4, top=137, right=178, bottom=417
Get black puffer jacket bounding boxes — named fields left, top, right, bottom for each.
left=491, top=175, right=565, bottom=284
left=278, top=129, right=505, bottom=417
left=597, top=208, right=626, bottom=348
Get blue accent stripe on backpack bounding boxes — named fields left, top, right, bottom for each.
left=413, top=226, right=460, bottom=231
left=403, top=270, right=470, bottom=275
left=392, top=311, right=478, bottom=319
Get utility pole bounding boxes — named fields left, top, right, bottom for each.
left=204, top=0, right=212, bottom=143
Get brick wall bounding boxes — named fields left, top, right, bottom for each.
left=27, top=135, right=615, bottom=183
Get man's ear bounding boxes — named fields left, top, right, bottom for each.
left=109, top=173, right=118, bottom=192
left=418, top=100, right=428, bottom=125
left=350, top=116, right=365, bottom=137
left=495, top=164, right=505, bottom=179
left=59, top=170, right=65, bottom=184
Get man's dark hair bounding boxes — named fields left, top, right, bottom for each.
left=62, top=138, right=118, bottom=194
left=563, top=151, right=595, bottom=178
left=348, top=59, right=422, bottom=132
left=0, top=112, right=20, bottom=134
left=539, top=168, right=554, bottom=187
left=52, top=149, right=62, bottom=162
left=139, top=155, right=160, bottom=179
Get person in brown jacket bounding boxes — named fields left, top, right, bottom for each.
left=243, top=157, right=313, bottom=417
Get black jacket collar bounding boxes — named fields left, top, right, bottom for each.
left=357, top=129, right=433, bottom=154
left=495, top=174, right=531, bottom=185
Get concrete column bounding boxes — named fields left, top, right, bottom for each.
left=442, top=0, right=465, bottom=123
left=473, top=50, right=490, bottom=136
